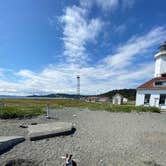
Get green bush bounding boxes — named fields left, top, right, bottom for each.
left=0, top=106, right=44, bottom=119
left=107, top=105, right=133, bottom=112
left=105, top=105, right=160, bottom=113
left=135, top=106, right=160, bottom=113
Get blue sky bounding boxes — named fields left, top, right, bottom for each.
left=0, top=0, right=166, bottom=95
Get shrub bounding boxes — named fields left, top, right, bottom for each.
left=105, top=105, right=160, bottom=113
left=108, top=105, right=133, bottom=112
left=0, top=106, right=44, bottom=119
left=135, top=106, right=160, bottom=113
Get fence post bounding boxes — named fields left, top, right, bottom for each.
left=46, top=104, right=49, bottom=118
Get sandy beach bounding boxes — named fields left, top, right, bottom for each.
left=1, top=108, right=166, bottom=166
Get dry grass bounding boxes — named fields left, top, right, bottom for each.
left=0, top=98, right=160, bottom=119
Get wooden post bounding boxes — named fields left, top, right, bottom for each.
left=46, top=104, right=49, bottom=118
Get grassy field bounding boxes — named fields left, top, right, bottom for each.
left=0, top=98, right=160, bottom=119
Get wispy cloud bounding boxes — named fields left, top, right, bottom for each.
left=80, top=0, right=135, bottom=11
left=0, top=27, right=165, bottom=95
left=48, top=16, right=57, bottom=27
left=60, top=5, right=103, bottom=63
left=104, top=26, right=166, bottom=69
left=0, top=80, right=21, bottom=95
left=121, top=0, right=135, bottom=9
left=80, top=0, right=118, bottom=10
left=113, top=24, right=126, bottom=34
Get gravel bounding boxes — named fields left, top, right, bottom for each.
left=0, top=108, right=166, bottom=166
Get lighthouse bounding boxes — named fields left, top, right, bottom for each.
left=136, top=41, right=166, bottom=110
left=154, top=41, right=166, bottom=77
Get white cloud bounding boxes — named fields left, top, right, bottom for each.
left=81, top=0, right=118, bottom=10
left=104, top=27, right=166, bottom=69
left=80, top=0, right=135, bottom=11
left=60, top=5, right=103, bottom=63
left=0, top=80, right=21, bottom=95
left=18, top=70, right=36, bottom=78
left=0, top=26, right=165, bottom=95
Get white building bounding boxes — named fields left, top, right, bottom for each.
left=86, top=96, right=109, bottom=102
left=123, top=97, right=128, bottom=104
left=97, top=97, right=110, bottom=102
left=136, top=41, right=166, bottom=110
left=112, top=93, right=128, bottom=105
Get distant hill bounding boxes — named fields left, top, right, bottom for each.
left=0, top=95, right=26, bottom=99
left=99, top=89, right=136, bottom=100
left=27, top=89, right=136, bottom=100
left=27, top=93, right=85, bottom=99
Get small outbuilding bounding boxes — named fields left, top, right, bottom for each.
left=97, top=97, right=110, bottom=102
left=112, top=93, right=123, bottom=105
left=112, top=93, right=128, bottom=105
left=86, top=96, right=99, bottom=102
left=86, top=96, right=109, bottom=102
left=123, top=97, right=128, bottom=104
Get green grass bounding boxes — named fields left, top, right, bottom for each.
left=106, top=105, right=160, bottom=113
left=0, top=98, right=160, bottom=119
left=0, top=99, right=45, bottom=119
left=0, top=106, right=43, bottom=119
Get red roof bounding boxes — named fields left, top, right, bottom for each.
left=137, top=77, right=166, bottom=90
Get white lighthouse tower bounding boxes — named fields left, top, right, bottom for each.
left=154, top=41, right=166, bottom=77
left=136, top=41, right=166, bottom=110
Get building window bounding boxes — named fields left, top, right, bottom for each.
left=161, top=73, right=166, bottom=77
left=155, top=81, right=162, bottom=86
left=159, top=94, right=166, bottom=105
left=144, top=94, right=151, bottom=104
left=154, top=81, right=166, bottom=86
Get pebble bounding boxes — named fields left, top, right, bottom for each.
left=0, top=109, right=166, bottom=166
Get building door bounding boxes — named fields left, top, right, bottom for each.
left=159, top=94, right=166, bottom=109
left=114, top=98, right=119, bottom=105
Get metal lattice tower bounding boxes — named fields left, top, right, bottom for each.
left=76, top=75, right=80, bottom=97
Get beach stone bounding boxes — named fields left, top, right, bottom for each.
left=0, top=136, right=25, bottom=155
left=28, top=122, right=74, bottom=141
left=5, top=158, right=38, bottom=166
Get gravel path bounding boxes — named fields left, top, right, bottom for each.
left=1, top=108, right=166, bottom=166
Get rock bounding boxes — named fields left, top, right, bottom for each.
left=19, top=124, right=28, bottom=128
left=31, top=122, right=37, bottom=125
left=28, top=122, right=75, bottom=141
left=143, top=160, right=162, bottom=166
left=5, top=158, right=38, bottom=166
left=0, top=136, right=25, bottom=155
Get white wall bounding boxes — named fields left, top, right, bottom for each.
left=136, top=89, right=166, bottom=109
left=154, top=58, right=161, bottom=77
left=160, top=56, right=166, bottom=74
left=113, top=95, right=122, bottom=105
left=154, top=51, right=166, bottom=77
left=123, top=98, right=128, bottom=103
